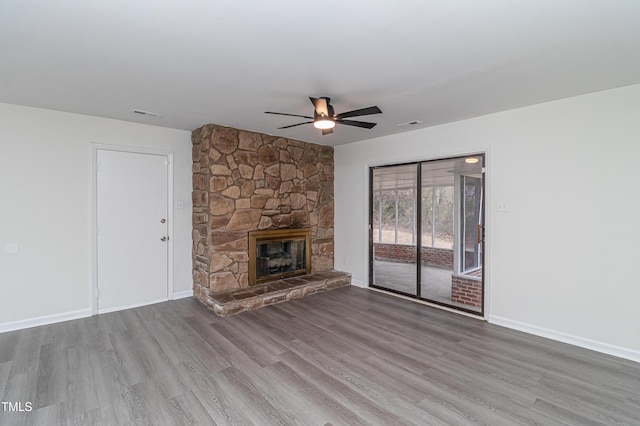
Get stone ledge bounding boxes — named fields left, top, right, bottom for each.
left=204, top=270, right=351, bottom=317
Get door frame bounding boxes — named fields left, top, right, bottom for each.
left=90, top=144, right=174, bottom=315
left=367, top=151, right=488, bottom=318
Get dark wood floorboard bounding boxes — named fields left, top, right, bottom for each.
left=1, top=286, right=639, bottom=425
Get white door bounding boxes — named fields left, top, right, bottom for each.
left=96, top=149, right=169, bottom=313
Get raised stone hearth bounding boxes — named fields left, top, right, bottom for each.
left=207, top=271, right=351, bottom=316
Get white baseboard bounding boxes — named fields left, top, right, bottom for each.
left=350, top=278, right=367, bottom=288
left=98, top=297, right=169, bottom=314
left=489, top=315, right=640, bottom=363
left=173, top=289, right=194, bottom=299
left=1, top=292, right=194, bottom=334
left=0, top=308, right=92, bottom=334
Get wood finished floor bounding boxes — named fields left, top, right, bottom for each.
left=0, top=287, right=639, bottom=425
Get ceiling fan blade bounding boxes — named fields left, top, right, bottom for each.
left=321, top=128, right=334, bottom=136
left=336, top=119, right=377, bottom=129
left=309, top=97, right=329, bottom=117
left=278, top=121, right=313, bottom=129
left=265, top=111, right=313, bottom=119
left=335, top=106, right=382, bottom=119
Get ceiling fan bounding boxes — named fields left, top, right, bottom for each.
left=265, top=97, right=382, bottom=135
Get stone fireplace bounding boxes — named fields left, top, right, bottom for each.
left=191, top=124, right=336, bottom=310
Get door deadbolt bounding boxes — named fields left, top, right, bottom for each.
left=160, top=218, right=166, bottom=223
left=161, top=236, right=169, bottom=241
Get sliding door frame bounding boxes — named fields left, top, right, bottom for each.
left=369, top=154, right=486, bottom=317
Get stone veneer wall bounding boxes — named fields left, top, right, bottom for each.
left=192, top=124, right=334, bottom=303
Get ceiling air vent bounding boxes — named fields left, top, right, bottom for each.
left=396, top=120, right=423, bottom=127
left=132, top=109, right=162, bottom=118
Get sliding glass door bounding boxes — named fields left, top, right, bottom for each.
left=370, top=155, right=485, bottom=315
left=371, top=164, right=418, bottom=296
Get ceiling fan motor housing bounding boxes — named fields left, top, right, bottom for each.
left=314, top=104, right=335, bottom=120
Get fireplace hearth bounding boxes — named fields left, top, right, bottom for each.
left=249, top=228, right=311, bottom=285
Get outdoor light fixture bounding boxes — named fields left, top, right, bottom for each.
left=313, top=118, right=335, bottom=130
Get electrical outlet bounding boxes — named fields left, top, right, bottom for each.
left=497, top=203, right=509, bottom=212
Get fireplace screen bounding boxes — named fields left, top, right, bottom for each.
left=248, top=229, right=311, bottom=285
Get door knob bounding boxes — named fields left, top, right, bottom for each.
left=160, top=218, right=166, bottom=223
left=161, top=236, right=169, bottom=241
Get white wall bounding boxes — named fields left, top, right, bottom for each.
left=335, top=84, right=640, bottom=360
left=0, top=103, right=193, bottom=328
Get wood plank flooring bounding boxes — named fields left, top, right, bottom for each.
left=0, top=286, right=638, bottom=425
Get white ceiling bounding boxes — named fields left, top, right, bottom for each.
left=2, top=0, right=639, bottom=146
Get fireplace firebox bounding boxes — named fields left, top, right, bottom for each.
left=248, top=229, right=312, bottom=285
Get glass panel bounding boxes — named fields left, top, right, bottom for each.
left=372, top=189, right=398, bottom=244
left=421, top=186, right=434, bottom=247
left=372, top=191, right=381, bottom=243
left=371, top=165, right=417, bottom=296
left=453, top=166, right=483, bottom=313
left=256, top=239, right=306, bottom=280
left=422, top=186, right=454, bottom=249
left=396, top=188, right=415, bottom=245
left=461, top=176, right=483, bottom=272
left=420, top=161, right=455, bottom=306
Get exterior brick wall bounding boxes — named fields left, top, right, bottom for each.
left=374, top=243, right=416, bottom=263
left=373, top=243, right=453, bottom=268
left=451, top=275, right=482, bottom=308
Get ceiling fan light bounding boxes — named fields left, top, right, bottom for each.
left=313, top=119, right=335, bottom=130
